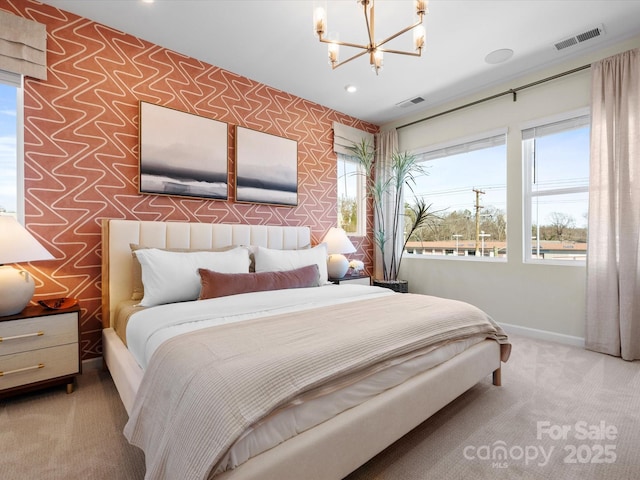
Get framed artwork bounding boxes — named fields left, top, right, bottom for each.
left=138, top=102, right=228, bottom=200
left=235, top=126, right=298, bottom=206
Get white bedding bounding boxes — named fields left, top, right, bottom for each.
left=125, top=284, right=490, bottom=474
left=127, top=284, right=394, bottom=370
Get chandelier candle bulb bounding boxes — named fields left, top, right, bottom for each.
left=373, top=50, right=383, bottom=71
left=414, top=25, right=426, bottom=50
left=313, top=7, right=326, bottom=36
left=328, top=42, right=339, bottom=65
left=416, top=0, right=428, bottom=16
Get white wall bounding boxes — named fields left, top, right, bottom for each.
left=383, top=35, right=640, bottom=342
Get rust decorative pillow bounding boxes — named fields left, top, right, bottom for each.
left=198, top=264, right=320, bottom=300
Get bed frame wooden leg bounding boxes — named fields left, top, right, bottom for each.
left=492, top=367, right=502, bottom=386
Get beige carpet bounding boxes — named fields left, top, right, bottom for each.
left=1, top=334, right=638, bottom=480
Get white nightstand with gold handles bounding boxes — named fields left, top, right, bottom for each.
left=0, top=302, right=81, bottom=398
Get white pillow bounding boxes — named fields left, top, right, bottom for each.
left=134, top=247, right=251, bottom=307
left=254, top=244, right=328, bottom=286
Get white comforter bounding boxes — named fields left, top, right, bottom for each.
left=125, top=285, right=506, bottom=477
left=126, top=283, right=393, bottom=370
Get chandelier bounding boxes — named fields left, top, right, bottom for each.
left=313, top=0, right=428, bottom=75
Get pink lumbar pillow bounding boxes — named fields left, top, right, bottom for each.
left=198, top=264, right=320, bottom=300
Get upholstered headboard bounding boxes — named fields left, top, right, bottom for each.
left=101, top=219, right=312, bottom=328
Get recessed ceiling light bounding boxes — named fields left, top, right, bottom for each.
left=345, top=84, right=357, bottom=93
left=485, top=49, right=514, bottom=65
left=141, top=0, right=154, bottom=4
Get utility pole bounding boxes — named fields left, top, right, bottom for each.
left=473, top=188, right=485, bottom=256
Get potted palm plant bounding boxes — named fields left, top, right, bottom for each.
left=347, top=138, right=437, bottom=292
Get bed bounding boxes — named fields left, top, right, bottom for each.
left=101, top=218, right=509, bottom=480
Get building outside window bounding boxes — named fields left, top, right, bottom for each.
left=522, top=111, right=590, bottom=263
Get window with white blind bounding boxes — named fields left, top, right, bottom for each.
left=0, top=70, right=21, bottom=220
left=522, top=111, right=590, bottom=263
left=409, top=131, right=507, bottom=259
left=337, top=153, right=366, bottom=236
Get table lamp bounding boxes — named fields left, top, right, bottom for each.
left=0, top=216, right=54, bottom=316
left=322, top=227, right=356, bottom=278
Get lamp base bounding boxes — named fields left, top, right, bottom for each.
left=327, top=254, right=349, bottom=279
left=0, top=266, right=35, bottom=316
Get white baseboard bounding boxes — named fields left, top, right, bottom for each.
left=500, top=322, right=585, bottom=348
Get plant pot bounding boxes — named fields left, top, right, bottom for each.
left=372, top=279, right=408, bottom=293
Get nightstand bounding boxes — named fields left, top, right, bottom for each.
left=330, top=273, right=371, bottom=286
left=0, top=303, right=81, bottom=398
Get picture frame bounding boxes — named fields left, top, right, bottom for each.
left=235, top=126, right=298, bottom=206
left=138, top=102, right=228, bottom=200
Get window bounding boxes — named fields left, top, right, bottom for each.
left=337, top=153, right=366, bottom=236
left=410, top=131, right=507, bottom=259
left=0, top=70, right=21, bottom=219
left=522, top=112, right=590, bottom=263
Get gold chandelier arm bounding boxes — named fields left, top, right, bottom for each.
left=331, top=49, right=370, bottom=69
left=376, top=18, right=424, bottom=50
left=319, top=36, right=369, bottom=51
left=378, top=48, right=422, bottom=57
left=364, top=1, right=375, bottom=51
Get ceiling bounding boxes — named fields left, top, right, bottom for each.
left=38, top=0, right=640, bottom=126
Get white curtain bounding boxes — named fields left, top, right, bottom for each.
left=374, top=129, right=399, bottom=280
left=586, top=48, right=640, bottom=361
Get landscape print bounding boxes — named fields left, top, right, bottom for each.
left=235, top=126, right=298, bottom=206
left=139, top=102, right=228, bottom=200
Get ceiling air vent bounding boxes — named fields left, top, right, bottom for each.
left=396, top=96, right=425, bottom=108
left=554, top=24, right=605, bottom=51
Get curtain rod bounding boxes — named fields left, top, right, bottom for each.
left=396, top=63, right=591, bottom=130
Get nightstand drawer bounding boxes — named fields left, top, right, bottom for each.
left=0, top=312, right=78, bottom=356
left=0, top=343, right=79, bottom=390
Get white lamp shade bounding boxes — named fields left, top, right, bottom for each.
left=0, top=216, right=54, bottom=264
left=0, top=216, right=54, bottom=316
left=322, top=227, right=356, bottom=255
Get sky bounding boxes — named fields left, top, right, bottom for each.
left=532, top=127, right=590, bottom=228
left=412, top=144, right=507, bottom=216
left=0, top=83, right=17, bottom=213
left=412, top=127, right=590, bottom=231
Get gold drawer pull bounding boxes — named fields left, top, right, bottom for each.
left=0, top=363, right=45, bottom=377
left=0, top=331, right=44, bottom=342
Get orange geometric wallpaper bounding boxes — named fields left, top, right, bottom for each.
left=1, top=0, right=377, bottom=360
